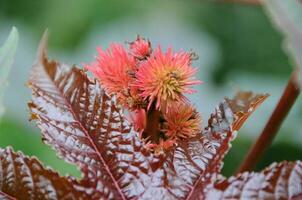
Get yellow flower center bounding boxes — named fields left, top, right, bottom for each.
left=156, top=69, right=183, bottom=100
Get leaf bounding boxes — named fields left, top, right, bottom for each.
left=27, top=33, right=268, bottom=199
left=206, top=161, right=302, bottom=200
left=28, top=32, right=144, bottom=199
left=0, top=147, right=89, bottom=200
left=0, top=27, right=18, bottom=119
left=263, top=0, right=302, bottom=87
left=177, top=91, right=268, bottom=200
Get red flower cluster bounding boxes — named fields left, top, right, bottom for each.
left=86, top=36, right=202, bottom=153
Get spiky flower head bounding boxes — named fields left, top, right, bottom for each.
left=129, top=36, right=151, bottom=60
left=135, top=47, right=202, bottom=112
left=163, top=103, right=201, bottom=139
left=85, top=43, right=136, bottom=102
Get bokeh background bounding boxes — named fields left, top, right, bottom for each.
left=0, top=0, right=301, bottom=177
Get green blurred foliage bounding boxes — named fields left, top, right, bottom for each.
left=263, top=0, right=302, bottom=88
left=0, top=0, right=143, bottom=50
left=0, top=27, right=18, bottom=119
left=190, top=3, right=292, bottom=84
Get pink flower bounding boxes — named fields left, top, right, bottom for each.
left=85, top=43, right=136, bottom=101
left=135, top=46, right=202, bottom=112
left=163, top=103, right=201, bottom=139
left=129, top=36, right=151, bottom=59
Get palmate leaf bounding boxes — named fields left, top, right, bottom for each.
left=207, top=161, right=302, bottom=200
left=0, top=27, right=18, bottom=119
left=26, top=33, right=268, bottom=199
left=28, top=33, right=142, bottom=199
left=263, top=0, right=302, bottom=87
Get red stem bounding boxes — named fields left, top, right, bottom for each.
left=143, top=106, right=161, bottom=143
left=238, top=71, right=300, bottom=173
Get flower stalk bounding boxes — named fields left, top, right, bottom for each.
left=143, top=105, right=162, bottom=144
left=238, top=70, right=300, bottom=173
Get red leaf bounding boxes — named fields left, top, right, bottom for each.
left=207, top=161, right=302, bottom=200
left=0, top=147, right=88, bottom=200
left=175, top=92, right=268, bottom=200
left=28, top=33, right=144, bottom=200
left=27, top=33, right=269, bottom=199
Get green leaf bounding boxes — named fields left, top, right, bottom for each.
left=0, top=27, right=19, bottom=119
left=263, top=0, right=302, bottom=86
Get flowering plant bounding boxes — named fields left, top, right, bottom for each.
left=0, top=32, right=301, bottom=200
left=86, top=36, right=202, bottom=153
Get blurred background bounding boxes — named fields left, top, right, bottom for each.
left=0, top=0, right=301, bottom=178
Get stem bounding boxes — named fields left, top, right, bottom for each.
left=238, top=71, right=300, bottom=173
left=143, top=105, right=161, bottom=143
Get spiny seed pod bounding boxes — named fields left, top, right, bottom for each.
left=135, top=46, right=202, bottom=112
left=163, top=103, right=202, bottom=139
